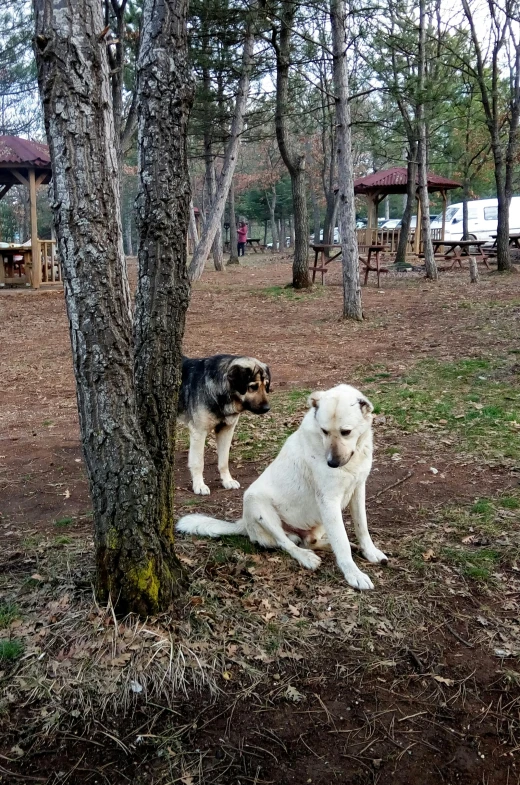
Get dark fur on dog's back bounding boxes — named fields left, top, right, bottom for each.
left=179, top=354, right=271, bottom=421
left=179, top=354, right=271, bottom=494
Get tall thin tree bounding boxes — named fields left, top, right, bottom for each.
left=331, top=0, right=363, bottom=319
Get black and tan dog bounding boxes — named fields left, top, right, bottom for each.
left=178, top=354, right=271, bottom=495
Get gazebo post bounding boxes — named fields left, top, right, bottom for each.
left=29, top=168, right=41, bottom=289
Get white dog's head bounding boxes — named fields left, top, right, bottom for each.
left=308, top=385, right=374, bottom=468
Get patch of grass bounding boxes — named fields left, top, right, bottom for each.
left=54, top=535, right=73, bottom=545
left=257, top=285, right=326, bottom=301
left=0, top=639, right=24, bottom=661
left=441, top=546, right=502, bottom=581
left=0, top=602, right=19, bottom=629
left=500, top=496, right=520, bottom=510
left=225, top=535, right=262, bottom=554
left=54, top=516, right=73, bottom=528
left=363, top=357, right=520, bottom=463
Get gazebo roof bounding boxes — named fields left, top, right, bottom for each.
left=0, top=135, right=52, bottom=185
left=354, top=167, right=461, bottom=196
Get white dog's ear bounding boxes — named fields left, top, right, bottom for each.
left=308, top=390, right=323, bottom=409
left=358, top=397, right=374, bottom=416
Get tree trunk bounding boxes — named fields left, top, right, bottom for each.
left=189, top=199, right=199, bottom=246
left=395, top=152, right=416, bottom=267
left=311, top=186, right=321, bottom=244
left=228, top=178, right=239, bottom=265
left=273, top=1, right=310, bottom=288
left=462, top=178, right=470, bottom=239
left=188, top=19, right=255, bottom=282
left=495, top=175, right=511, bottom=271
left=34, top=0, right=192, bottom=615
left=330, top=0, right=362, bottom=320
left=125, top=215, right=133, bottom=256
left=417, top=0, right=437, bottom=280
left=267, top=184, right=279, bottom=250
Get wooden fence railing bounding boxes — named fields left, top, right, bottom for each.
left=39, top=240, right=62, bottom=284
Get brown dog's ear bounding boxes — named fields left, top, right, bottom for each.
left=262, top=364, right=271, bottom=391
left=227, top=364, right=250, bottom=395
left=358, top=397, right=374, bottom=416
left=308, top=390, right=323, bottom=409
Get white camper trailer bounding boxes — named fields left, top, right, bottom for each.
left=430, top=197, right=520, bottom=242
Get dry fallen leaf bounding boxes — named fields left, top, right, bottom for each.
left=422, top=549, right=436, bottom=562
left=285, top=685, right=305, bottom=702
left=222, top=671, right=232, bottom=680
left=432, top=675, right=454, bottom=686
left=288, top=604, right=300, bottom=617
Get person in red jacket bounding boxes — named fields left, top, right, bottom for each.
left=237, top=221, right=248, bottom=256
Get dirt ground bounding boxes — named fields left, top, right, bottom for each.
left=0, top=254, right=519, bottom=784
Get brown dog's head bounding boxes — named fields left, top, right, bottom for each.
left=227, top=358, right=271, bottom=414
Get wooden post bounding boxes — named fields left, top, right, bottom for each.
left=469, top=256, right=479, bottom=283
left=414, top=194, right=422, bottom=254
left=29, top=168, right=41, bottom=289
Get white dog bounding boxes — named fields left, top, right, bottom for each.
left=176, top=384, right=388, bottom=590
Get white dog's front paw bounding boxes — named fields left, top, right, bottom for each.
left=362, top=546, right=388, bottom=564
left=296, top=549, right=322, bottom=570
left=222, top=477, right=240, bottom=490
left=193, top=481, right=211, bottom=496
left=343, top=566, right=374, bottom=591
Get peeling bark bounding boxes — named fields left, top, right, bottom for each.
left=34, top=0, right=193, bottom=615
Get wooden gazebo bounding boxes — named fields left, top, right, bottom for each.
left=0, top=136, right=59, bottom=288
left=354, top=167, right=461, bottom=253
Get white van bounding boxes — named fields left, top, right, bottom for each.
left=430, top=197, right=520, bottom=241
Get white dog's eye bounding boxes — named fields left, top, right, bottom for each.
left=340, top=429, right=352, bottom=437
left=321, top=428, right=329, bottom=436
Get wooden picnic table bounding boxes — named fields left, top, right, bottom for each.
left=431, top=239, right=490, bottom=270
left=309, top=243, right=342, bottom=284
left=360, top=245, right=389, bottom=288
left=490, top=233, right=520, bottom=249
left=0, top=244, right=32, bottom=286
left=247, top=238, right=265, bottom=253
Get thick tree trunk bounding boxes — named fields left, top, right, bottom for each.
left=133, top=0, right=193, bottom=601
left=330, top=0, right=362, bottom=320
left=188, top=20, right=255, bottom=282
left=417, top=0, right=437, bottom=280
left=395, top=153, right=416, bottom=267
left=273, top=1, right=310, bottom=288
left=228, top=179, right=239, bottom=265
left=34, top=0, right=192, bottom=615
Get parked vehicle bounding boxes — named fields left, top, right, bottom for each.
left=430, top=197, right=520, bottom=241
left=380, top=218, right=400, bottom=229
left=396, top=216, right=417, bottom=230
left=311, top=228, right=341, bottom=243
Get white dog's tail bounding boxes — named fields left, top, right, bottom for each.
left=176, top=514, right=246, bottom=538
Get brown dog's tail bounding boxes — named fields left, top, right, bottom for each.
left=176, top=514, right=246, bottom=538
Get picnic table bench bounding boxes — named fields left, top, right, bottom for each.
left=431, top=239, right=490, bottom=270
left=359, top=245, right=389, bottom=288
left=490, top=233, right=520, bottom=249
left=309, top=243, right=389, bottom=287
left=309, top=243, right=342, bottom=284
left=247, top=238, right=266, bottom=253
